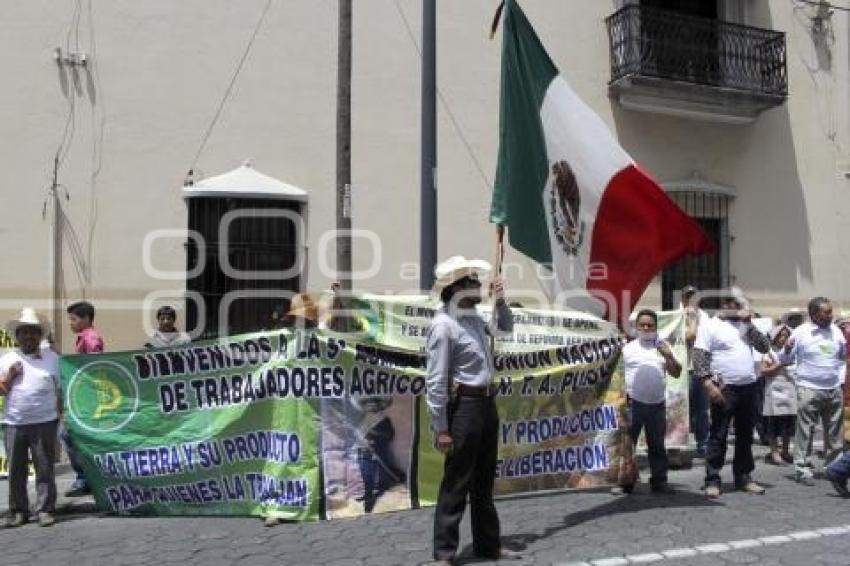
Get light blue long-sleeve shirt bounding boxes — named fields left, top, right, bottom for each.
left=425, top=301, right=513, bottom=432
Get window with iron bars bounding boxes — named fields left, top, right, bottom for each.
left=661, top=190, right=732, bottom=310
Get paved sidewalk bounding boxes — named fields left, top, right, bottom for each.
left=1, top=445, right=848, bottom=566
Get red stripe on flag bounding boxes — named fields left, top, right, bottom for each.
left=587, top=165, right=714, bottom=324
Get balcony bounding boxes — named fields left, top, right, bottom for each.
left=605, top=5, right=787, bottom=124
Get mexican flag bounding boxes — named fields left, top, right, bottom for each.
left=490, top=0, right=714, bottom=323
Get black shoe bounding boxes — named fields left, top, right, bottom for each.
left=825, top=469, right=850, bottom=497
left=650, top=482, right=675, bottom=495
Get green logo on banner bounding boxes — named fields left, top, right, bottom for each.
left=67, top=361, right=139, bottom=433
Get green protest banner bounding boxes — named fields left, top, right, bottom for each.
left=61, top=332, right=322, bottom=520
left=59, top=297, right=660, bottom=520
left=362, top=297, right=630, bottom=503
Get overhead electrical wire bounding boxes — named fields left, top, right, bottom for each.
left=394, top=0, right=495, bottom=194
left=189, top=0, right=273, bottom=174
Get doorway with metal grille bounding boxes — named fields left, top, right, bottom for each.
left=186, top=197, right=304, bottom=339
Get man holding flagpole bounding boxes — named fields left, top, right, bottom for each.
left=425, top=256, right=518, bottom=564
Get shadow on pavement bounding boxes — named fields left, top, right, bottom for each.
left=493, top=486, right=722, bottom=553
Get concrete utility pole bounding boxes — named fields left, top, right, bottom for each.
left=336, top=0, right=353, bottom=294
left=50, top=155, right=63, bottom=351
left=420, top=0, right=437, bottom=291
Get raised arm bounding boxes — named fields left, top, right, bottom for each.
left=487, top=277, right=514, bottom=337
left=0, top=360, right=22, bottom=396
left=761, top=352, right=783, bottom=378
left=657, top=340, right=682, bottom=378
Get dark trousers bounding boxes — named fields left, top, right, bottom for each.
left=433, top=396, right=500, bottom=560
left=765, top=415, right=796, bottom=443
left=629, top=399, right=668, bottom=485
left=689, top=371, right=709, bottom=452
left=5, top=420, right=58, bottom=516
left=705, top=382, right=758, bottom=487
left=59, top=421, right=87, bottom=485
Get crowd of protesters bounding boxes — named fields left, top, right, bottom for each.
left=0, top=301, right=193, bottom=527
left=618, top=286, right=849, bottom=500
left=0, top=282, right=847, bottom=535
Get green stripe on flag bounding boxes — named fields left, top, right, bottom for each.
left=490, top=0, right=559, bottom=265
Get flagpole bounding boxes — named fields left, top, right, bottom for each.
left=494, top=224, right=505, bottom=278
left=490, top=224, right=505, bottom=353
left=419, top=0, right=437, bottom=291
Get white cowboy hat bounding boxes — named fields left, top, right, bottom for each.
left=5, top=307, right=49, bottom=337
left=431, top=256, right=492, bottom=297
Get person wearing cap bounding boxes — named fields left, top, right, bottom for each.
left=693, top=289, right=770, bottom=498
left=0, top=308, right=62, bottom=527
left=426, top=256, right=517, bottom=564
left=682, top=285, right=711, bottom=458
left=779, top=297, right=847, bottom=485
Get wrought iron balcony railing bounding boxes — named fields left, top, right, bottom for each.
left=606, top=5, right=787, bottom=97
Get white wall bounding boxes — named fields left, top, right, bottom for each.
left=0, top=1, right=846, bottom=349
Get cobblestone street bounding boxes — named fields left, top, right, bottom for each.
left=2, top=445, right=849, bottom=565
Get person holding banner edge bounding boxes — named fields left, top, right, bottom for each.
left=612, top=309, right=682, bottom=496
left=425, top=255, right=519, bottom=564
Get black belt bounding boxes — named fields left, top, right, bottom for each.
left=455, top=383, right=497, bottom=397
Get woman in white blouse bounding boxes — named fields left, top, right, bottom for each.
left=760, top=325, right=797, bottom=466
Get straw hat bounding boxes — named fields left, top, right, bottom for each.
left=431, top=256, right=492, bottom=297
left=286, top=293, right=319, bottom=322
left=5, top=307, right=49, bottom=337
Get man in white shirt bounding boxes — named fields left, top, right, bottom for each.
left=0, top=308, right=62, bottom=528
left=425, top=256, right=516, bottom=564
left=780, top=297, right=847, bottom=484
left=693, top=291, right=770, bottom=498
left=618, top=309, right=681, bottom=494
